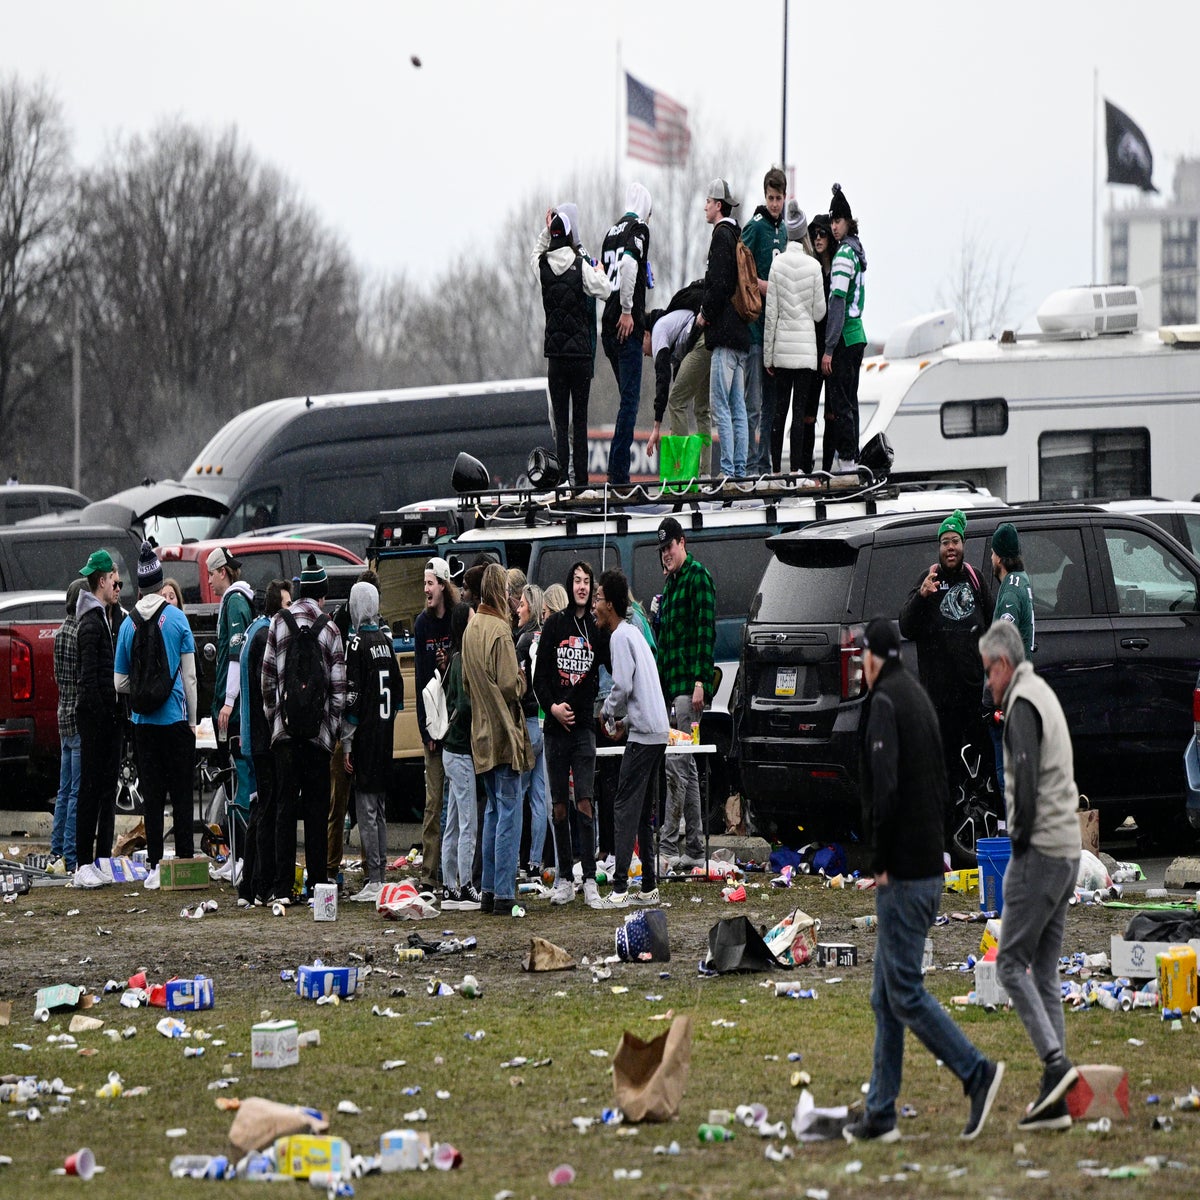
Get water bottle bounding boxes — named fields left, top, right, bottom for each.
left=170, top=1155, right=219, bottom=1178
left=697, top=1124, right=735, bottom=1143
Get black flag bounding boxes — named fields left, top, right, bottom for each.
left=1105, top=100, right=1157, bottom=192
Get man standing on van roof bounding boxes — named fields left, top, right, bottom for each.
left=699, top=179, right=752, bottom=478
left=114, top=541, right=198, bottom=891
left=655, top=516, right=715, bottom=869
left=210, top=546, right=256, bottom=837
left=414, top=557, right=459, bottom=891
left=848, top=617, right=1004, bottom=1143
left=899, top=509, right=992, bottom=804
left=261, top=556, right=346, bottom=902
left=601, top=182, right=653, bottom=486
left=980, top=619, right=1080, bottom=1133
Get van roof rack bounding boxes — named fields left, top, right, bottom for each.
left=454, top=470, right=892, bottom=528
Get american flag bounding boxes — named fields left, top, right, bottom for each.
left=626, top=73, right=690, bottom=167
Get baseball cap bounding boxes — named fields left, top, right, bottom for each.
left=208, top=546, right=243, bottom=573
left=657, top=516, right=684, bottom=547
left=863, top=617, right=901, bottom=661
left=425, top=556, right=452, bottom=583
left=706, top=178, right=740, bottom=208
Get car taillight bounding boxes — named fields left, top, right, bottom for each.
left=840, top=624, right=864, bottom=701
left=10, top=637, right=32, bottom=702
left=1193, top=684, right=1200, bottom=735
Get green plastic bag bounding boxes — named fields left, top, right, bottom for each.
left=659, top=434, right=708, bottom=495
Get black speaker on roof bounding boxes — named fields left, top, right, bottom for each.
left=527, top=447, right=563, bottom=489
left=452, top=452, right=491, bottom=495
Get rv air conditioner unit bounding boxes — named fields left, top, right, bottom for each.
left=1036, top=286, right=1143, bottom=335
left=882, top=309, right=957, bottom=359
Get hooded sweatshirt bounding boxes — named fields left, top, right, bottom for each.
left=114, top=593, right=198, bottom=726
left=825, top=233, right=867, bottom=349
left=741, top=203, right=788, bottom=346
left=601, top=183, right=653, bottom=339
left=215, top=579, right=255, bottom=717
left=341, top=581, right=401, bottom=791
left=75, top=587, right=119, bottom=721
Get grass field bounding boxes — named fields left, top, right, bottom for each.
left=1, top=866, right=1197, bottom=1197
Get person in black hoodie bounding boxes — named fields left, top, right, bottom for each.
left=698, top=178, right=751, bottom=477
left=847, top=618, right=1004, bottom=1144
left=533, top=559, right=606, bottom=907
left=73, top=549, right=123, bottom=889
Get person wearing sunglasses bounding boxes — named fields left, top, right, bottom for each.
left=72, top=549, right=124, bottom=889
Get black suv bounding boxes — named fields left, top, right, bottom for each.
left=733, top=504, right=1200, bottom=856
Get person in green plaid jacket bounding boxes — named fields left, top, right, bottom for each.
left=654, top=516, right=715, bottom=868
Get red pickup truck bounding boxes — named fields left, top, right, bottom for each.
left=0, top=591, right=68, bottom=788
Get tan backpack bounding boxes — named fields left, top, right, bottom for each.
left=732, top=240, right=763, bottom=323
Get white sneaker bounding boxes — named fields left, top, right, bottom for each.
left=597, top=855, right=616, bottom=876
left=596, top=889, right=629, bottom=909
left=73, top=863, right=107, bottom=889
left=582, top=879, right=602, bottom=908
left=549, top=880, right=575, bottom=905
left=143, top=865, right=161, bottom=891
left=351, top=881, right=383, bottom=903
left=834, top=457, right=858, bottom=473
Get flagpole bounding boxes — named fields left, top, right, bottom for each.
left=780, top=0, right=789, bottom=169
left=615, top=40, right=622, bottom=203
left=1092, top=67, right=1098, bottom=283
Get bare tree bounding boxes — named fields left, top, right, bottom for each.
left=937, top=225, right=1024, bottom=341
left=0, top=76, right=77, bottom=480
left=75, top=122, right=360, bottom=489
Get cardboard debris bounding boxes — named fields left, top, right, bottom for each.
left=523, top=937, right=576, bottom=972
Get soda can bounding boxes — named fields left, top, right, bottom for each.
left=394, top=948, right=426, bottom=962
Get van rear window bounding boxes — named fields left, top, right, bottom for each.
left=752, top=554, right=855, bottom=624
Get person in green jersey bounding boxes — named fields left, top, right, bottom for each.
left=988, top=522, right=1035, bottom=793
left=820, top=183, right=867, bottom=473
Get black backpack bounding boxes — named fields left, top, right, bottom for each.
left=279, top=610, right=331, bottom=740
left=129, top=602, right=179, bottom=715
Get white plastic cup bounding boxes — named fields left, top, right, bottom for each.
left=65, top=1147, right=95, bottom=1180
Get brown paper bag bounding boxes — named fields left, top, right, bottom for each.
left=612, top=1015, right=691, bottom=1122
left=228, top=1097, right=329, bottom=1154
left=1077, top=795, right=1099, bottom=857
left=522, top=936, right=576, bottom=972
left=724, top=793, right=747, bottom=836
left=114, top=820, right=147, bottom=856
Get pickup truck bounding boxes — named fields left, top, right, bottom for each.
left=0, top=592, right=68, bottom=792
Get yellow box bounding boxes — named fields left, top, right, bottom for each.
left=1157, top=944, right=1198, bottom=1013
left=944, top=868, right=980, bottom=895
left=978, top=918, right=1002, bottom=958
left=274, top=1135, right=352, bottom=1179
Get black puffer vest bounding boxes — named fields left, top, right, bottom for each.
left=540, top=254, right=592, bottom=359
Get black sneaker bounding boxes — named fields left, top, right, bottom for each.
left=961, top=1060, right=1004, bottom=1140
left=458, top=884, right=482, bottom=911
left=1025, top=1058, right=1078, bottom=1120
left=442, top=887, right=462, bottom=911
left=480, top=890, right=495, bottom=914
left=842, top=1117, right=900, bottom=1143
left=1017, top=1095, right=1072, bottom=1131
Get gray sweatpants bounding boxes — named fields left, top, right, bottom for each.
left=661, top=695, right=703, bottom=860
left=996, top=846, right=1078, bottom=1062
left=356, top=790, right=388, bottom=885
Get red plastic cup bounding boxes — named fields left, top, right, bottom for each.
left=65, top=1147, right=96, bottom=1180
left=128, top=971, right=147, bottom=990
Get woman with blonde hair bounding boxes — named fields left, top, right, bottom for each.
left=515, top=583, right=548, bottom=876
left=461, top=563, right=533, bottom=914
left=542, top=583, right=568, bottom=622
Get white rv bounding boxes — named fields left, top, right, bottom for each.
left=857, top=286, right=1200, bottom=501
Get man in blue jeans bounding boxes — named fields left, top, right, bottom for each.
left=846, top=617, right=1004, bottom=1143
left=50, top=578, right=85, bottom=875
left=600, top=183, right=653, bottom=485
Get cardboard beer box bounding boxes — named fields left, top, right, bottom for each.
left=97, top=855, right=148, bottom=883
left=165, top=976, right=215, bottom=1012
left=251, top=1019, right=299, bottom=1069
left=1157, top=944, right=1198, bottom=1013
left=296, top=964, right=360, bottom=1000
left=1110, top=935, right=1200, bottom=980
left=159, top=858, right=211, bottom=890
left=816, top=942, right=858, bottom=968
left=973, top=959, right=1010, bottom=1007
left=36, top=983, right=85, bottom=1012
left=275, top=1135, right=353, bottom=1179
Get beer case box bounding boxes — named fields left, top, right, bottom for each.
left=251, top=1019, right=299, bottom=1069
left=296, top=964, right=360, bottom=999
left=274, top=1135, right=353, bottom=1180
left=1157, top=944, right=1198, bottom=1012
left=96, top=855, right=147, bottom=883
left=36, top=983, right=85, bottom=1011
left=973, top=959, right=1010, bottom=1007
left=1110, top=936, right=1200, bottom=980
left=158, top=858, right=211, bottom=890
left=943, top=868, right=980, bottom=895
left=165, top=976, right=214, bottom=1011
left=816, top=943, right=858, bottom=968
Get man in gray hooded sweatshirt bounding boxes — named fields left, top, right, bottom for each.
left=600, top=182, right=653, bottom=486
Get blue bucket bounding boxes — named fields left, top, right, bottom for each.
left=976, top=836, right=1012, bottom=915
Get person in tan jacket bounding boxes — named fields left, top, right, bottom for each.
left=462, top=563, right=533, bottom=916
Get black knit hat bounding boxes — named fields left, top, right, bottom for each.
left=829, top=182, right=853, bottom=222
left=863, top=617, right=900, bottom=661
left=299, top=553, right=328, bottom=599
left=137, top=539, right=164, bottom=592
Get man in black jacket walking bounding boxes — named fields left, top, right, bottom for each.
left=845, top=618, right=1003, bottom=1143
left=698, top=179, right=751, bottom=477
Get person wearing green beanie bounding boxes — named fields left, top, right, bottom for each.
left=899, top=509, right=992, bottom=813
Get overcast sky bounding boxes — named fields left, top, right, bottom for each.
left=6, top=0, right=1199, bottom=340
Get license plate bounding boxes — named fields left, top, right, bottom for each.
left=775, top=667, right=797, bottom=697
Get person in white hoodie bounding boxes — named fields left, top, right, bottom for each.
left=113, top=541, right=198, bottom=889
left=532, top=205, right=612, bottom=488
left=764, top=201, right=827, bottom=473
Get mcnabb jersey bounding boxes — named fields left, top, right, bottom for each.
left=601, top=214, right=650, bottom=338
left=343, top=627, right=402, bottom=792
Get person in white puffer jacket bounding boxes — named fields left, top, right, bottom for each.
left=764, top=202, right=827, bottom=473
